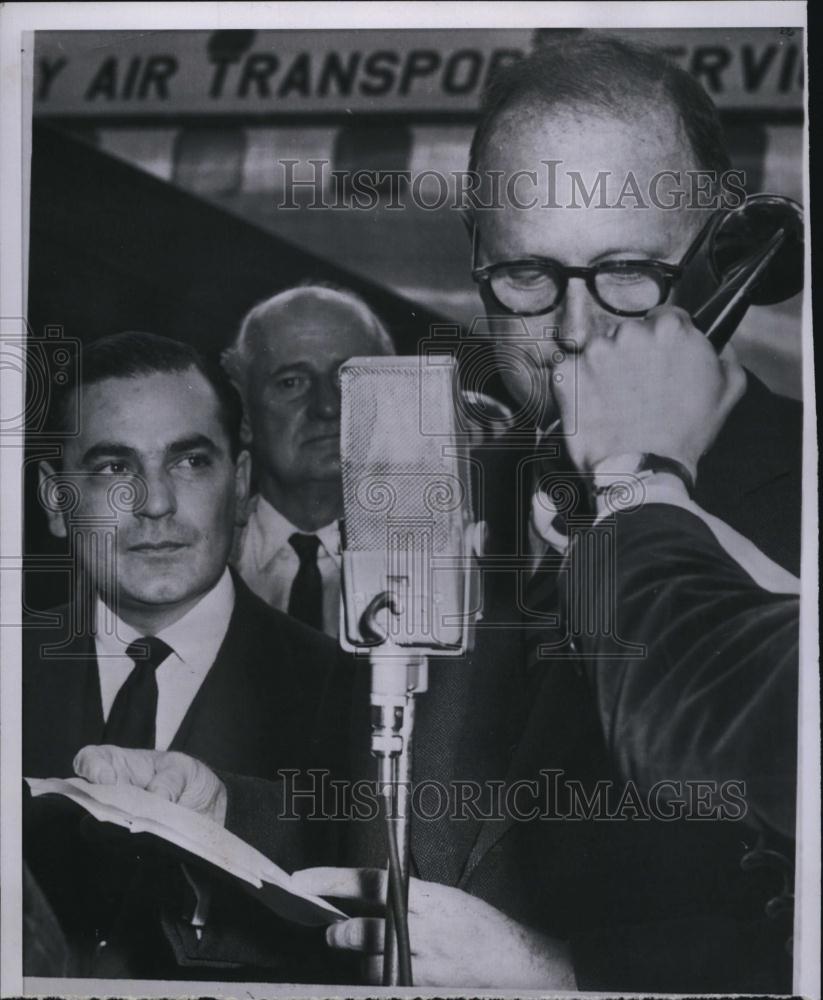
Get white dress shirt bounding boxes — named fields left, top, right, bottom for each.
left=93, top=568, right=235, bottom=750
left=233, top=495, right=342, bottom=637
left=591, top=471, right=800, bottom=595
left=528, top=426, right=799, bottom=596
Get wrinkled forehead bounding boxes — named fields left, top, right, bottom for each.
left=473, top=100, right=712, bottom=258
left=477, top=99, right=700, bottom=198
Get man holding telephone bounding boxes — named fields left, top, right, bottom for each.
left=72, top=35, right=802, bottom=991
left=293, top=34, right=802, bottom=989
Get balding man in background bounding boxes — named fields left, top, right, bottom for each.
left=222, top=284, right=395, bottom=635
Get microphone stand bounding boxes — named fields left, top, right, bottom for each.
left=362, top=595, right=428, bottom=987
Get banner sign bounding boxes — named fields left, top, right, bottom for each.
left=33, top=28, right=804, bottom=117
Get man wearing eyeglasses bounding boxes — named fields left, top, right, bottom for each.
left=68, top=34, right=804, bottom=993
left=465, top=48, right=800, bottom=575
left=293, top=33, right=802, bottom=991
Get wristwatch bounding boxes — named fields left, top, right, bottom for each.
left=591, top=452, right=696, bottom=503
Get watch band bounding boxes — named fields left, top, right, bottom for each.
left=591, top=451, right=696, bottom=505
left=638, top=453, right=696, bottom=496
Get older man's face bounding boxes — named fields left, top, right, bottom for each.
left=475, top=104, right=707, bottom=427
left=246, top=297, right=389, bottom=497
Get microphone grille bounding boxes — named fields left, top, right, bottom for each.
left=340, top=358, right=469, bottom=554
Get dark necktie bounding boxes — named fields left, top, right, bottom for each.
left=102, top=636, right=172, bottom=749
left=287, top=533, right=324, bottom=631
left=524, top=446, right=592, bottom=672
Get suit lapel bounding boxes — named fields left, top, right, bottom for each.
left=408, top=548, right=539, bottom=885
left=168, top=579, right=331, bottom=779
left=459, top=651, right=605, bottom=888
left=407, top=436, right=547, bottom=885
left=455, top=443, right=600, bottom=888
left=697, top=375, right=798, bottom=513
left=168, top=584, right=267, bottom=773
left=24, top=625, right=104, bottom=777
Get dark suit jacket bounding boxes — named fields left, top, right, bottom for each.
left=23, top=573, right=340, bottom=781
left=580, top=502, right=799, bottom=839
left=22, top=574, right=344, bottom=979
left=565, top=502, right=798, bottom=991
left=138, top=374, right=804, bottom=991
left=449, top=372, right=801, bottom=991
left=461, top=372, right=799, bottom=991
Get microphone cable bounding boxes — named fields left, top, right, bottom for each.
left=359, top=592, right=415, bottom=986
left=383, top=790, right=413, bottom=985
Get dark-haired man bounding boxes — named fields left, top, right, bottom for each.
left=23, top=331, right=341, bottom=978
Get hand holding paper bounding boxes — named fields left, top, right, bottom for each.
left=26, top=769, right=345, bottom=928
left=73, top=745, right=228, bottom=826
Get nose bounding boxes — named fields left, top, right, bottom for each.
left=309, top=373, right=340, bottom=421
left=136, top=469, right=177, bottom=519
left=552, top=278, right=613, bottom=354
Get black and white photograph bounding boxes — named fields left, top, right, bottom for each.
left=0, top=3, right=818, bottom=997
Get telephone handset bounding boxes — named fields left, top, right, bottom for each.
left=676, top=194, right=804, bottom=352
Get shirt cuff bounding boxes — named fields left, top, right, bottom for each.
left=594, top=480, right=800, bottom=596
left=593, top=469, right=689, bottom=520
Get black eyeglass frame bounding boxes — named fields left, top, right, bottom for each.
left=470, top=224, right=684, bottom=319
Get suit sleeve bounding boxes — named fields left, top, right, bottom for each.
left=574, top=502, right=799, bottom=840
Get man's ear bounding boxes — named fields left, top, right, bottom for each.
left=38, top=461, right=68, bottom=539
left=233, top=449, right=252, bottom=525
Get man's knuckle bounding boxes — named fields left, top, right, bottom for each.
left=665, top=305, right=692, bottom=326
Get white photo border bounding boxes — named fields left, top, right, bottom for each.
left=1, top=3, right=816, bottom=999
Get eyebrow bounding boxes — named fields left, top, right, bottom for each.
left=267, top=356, right=354, bottom=378
left=79, top=442, right=139, bottom=466
left=267, top=361, right=315, bottom=378
left=591, top=245, right=671, bottom=263
left=166, top=434, right=222, bottom=457
left=79, top=434, right=222, bottom=466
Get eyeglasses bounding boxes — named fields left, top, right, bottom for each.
left=470, top=225, right=682, bottom=318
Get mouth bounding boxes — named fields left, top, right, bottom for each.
left=128, top=542, right=187, bottom=553
left=303, top=433, right=339, bottom=446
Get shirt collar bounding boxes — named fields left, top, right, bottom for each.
left=249, top=495, right=341, bottom=569
left=94, top=567, right=235, bottom=666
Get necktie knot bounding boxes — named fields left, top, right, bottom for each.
left=125, top=636, right=173, bottom=671
left=289, top=532, right=321, bottom=564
